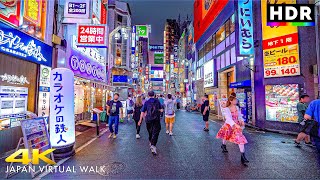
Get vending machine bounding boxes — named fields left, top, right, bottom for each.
left=236, top=91, right=252, bottom=123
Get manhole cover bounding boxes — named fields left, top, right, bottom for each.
left=97, top=162, right=126, bottom=176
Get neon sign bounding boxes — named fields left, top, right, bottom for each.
left=0, top=21, right=52, bottom=66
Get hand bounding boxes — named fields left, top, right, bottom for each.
left=107, top=113, right=110, bottom=116
left=203, top=113, right=206, bottom=116
left=234, top=124, right=241, bottom=129
left=138, top=120, right=142, bottom=126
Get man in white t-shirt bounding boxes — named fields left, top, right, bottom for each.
left=164, top=94, right=176, bottom=136
left=126, top=95, right=134, bottom=122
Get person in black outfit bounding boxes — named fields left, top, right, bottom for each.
left=201, top=94, right=210, bottom=131
left=133, top=96, right=143, bottom=139
left=138, top=91, right=163, bottom=155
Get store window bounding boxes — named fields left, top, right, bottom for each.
left=220, top=53, right=225, bottom=69
left=205, top=37, right=213, bottom=55
left=230, top=14, right=235, bottom=33
left=216, top=25, right=225, bottom=45
left=231, top=47, right=237, bottom=64
left=225, top=20, right=230, bottom=37
left=225, top=50, right=230, bottom=67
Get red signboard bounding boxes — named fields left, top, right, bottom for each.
left=193, top=0, right=228, bottom=43
left=101, top=1, right=107, bottom=24
left=262, top=33, right=298, bottom=50
left=77, top=24, right=107, bottom=47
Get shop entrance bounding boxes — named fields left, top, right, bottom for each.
left=218, top=67, right=235, bottom=98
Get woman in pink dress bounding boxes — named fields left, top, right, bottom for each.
left=216, top=95, right=249, bottom=164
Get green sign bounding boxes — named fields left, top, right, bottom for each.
left=154, top=53, right=164, bottom=64
left=136, top=25, right=148, bottom=37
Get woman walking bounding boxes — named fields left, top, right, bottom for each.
left=216, top=95, right=249, bottom=165
left=133, top=96, right=143, bottom=139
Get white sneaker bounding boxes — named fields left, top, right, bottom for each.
left=108, top=133, right=113, bottom=138
left=136, top=134, right=141, bottom=139
left=166, top=130, right=169, bottom=134
left=150, top=145, right=157, bottom=155
left=169, top=132, right=173, bottom=136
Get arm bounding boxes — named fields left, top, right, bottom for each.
left=223, top=108, right=239, bottom=128
left=304, top=103, right=313, bottom=120
left=237, top=106, right=245, bottom=126
left=106, top=102, right=110, bottom=116
left=138, top=104, right=146, bottom=125
left=203, top=101, right=209, bottom=115
left=159, top=101, right=164, bottom=113
left=119, top=102, right=124, bottom=118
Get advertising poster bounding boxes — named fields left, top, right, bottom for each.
left=261, top=0, right=300, bottom=78
left=154, top=52, right=164, bottom=64
left=204, top=60, right=214, bottom=88
left=0, top=0, right=21, bottom=26
left=265, top=84, right=299, bottom=123
left=38, top=65, right=51, bottom=118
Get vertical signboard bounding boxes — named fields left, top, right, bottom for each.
left=204, top=60, right=214, bottom=88
left=237, top=0, right=254, bottom=55
left=38, top=65, right=51, bottom=118
left=76, top=24, right=107, bottom=47
left=136, top=25, right=148, bottom=38
left=262, top=0, right=300, bottom=78
left=49, top=68, right=75, bottom=147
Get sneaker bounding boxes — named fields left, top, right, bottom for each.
left=108, top=133, right=113, bottom=138
left=203, top=128, right=209, bottom=132
left=136, top=134, right=141, bottom=139
left=166, top=130, right=169, bottom=134
left=113, top=134, right=117, bottom=139
left=150, top=145, right=157, bottom=155
left=294, top=140, right=301, bottom=147
left=169, top=132, right=173, bottom=136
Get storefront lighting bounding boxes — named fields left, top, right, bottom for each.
left=115, top=32, right=120, bottom=40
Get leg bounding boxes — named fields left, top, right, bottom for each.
left=239, top=144, right=249, bottom=164
left=146, top=123, right=152, bottom=143
left=166, top=123, right=169, bottom=131
left=108, top=116, right=114, bottom=133
left=169, top=123, right=173, bottom=133
left=238, top=144, right=245, bottom=153
left=135, top=120, right=141, bottom=134
left=205, top=120, right=209, bottom=129
left=114, top=116, right=120, bottom=135
left=305, top=135, right=311, bottom=143
left=296, top=132, right=307, bottom=143
left=221, top=139, right=228, bottom=152
left=222, top=139, right=227, bottom=145
left=151, top=121, right=161, bottom=146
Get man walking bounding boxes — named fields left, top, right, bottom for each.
left=164, top=94, right=176, bottom=136
left=295, top=95, right=311, bottom=146
left=126, top=95, right=134, bottom=122
left=201, top=94, right=210, bottom=131
left=107, top=93, right=123, bottom=139
left=138, top=91, right=163, bottom=155
left=304, top=99, right=320, bottom=152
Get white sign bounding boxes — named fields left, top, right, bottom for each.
left=0, top=86, right=28, bottom=94
left=49, top=68, right=75, bottom=147
left=38, top=65, right=51, bottom=117
left=63, top=0, right=90, bottom=19
left=0, top=73, right=29, bottom=85
left=204, top=60, right=214, bottom=88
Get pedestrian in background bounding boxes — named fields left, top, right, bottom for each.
left=126, top=95, right=134, bottom=122
left=159, top=94, right=165, bottom=118
left=164, top=94, right=176, bottom=136
left=295, top=94, right=311, bottom=146
left=201, top=95, right=210, bottom=132
left=107, top=93, right=123, bottom=139
left=216, top=95, right=249, bottom=165
left=133, top=96, right=143, bottom=139
left=176, top=96, right=181, bottom=110
left=304, top=99, right=320, bottom=152
left=138, top=91, right=163, bottom=155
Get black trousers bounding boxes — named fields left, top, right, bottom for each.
left=134, top=120, right=141, bottom=134
left=146, top=120, right=161, bottom=146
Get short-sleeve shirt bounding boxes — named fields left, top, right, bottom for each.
left=126, top=98, right=134, bottom=110
left=201, top=100, right=210, bottom=117
left=141, top=98, right=162, bottom=122
left=306, top=99, right=320, bottom=123
left=297, top=102, right=308, bottom=122
left=108, top=100, right=123, bottom=116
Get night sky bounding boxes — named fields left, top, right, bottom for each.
left=121, top=0, right=194, bottom=45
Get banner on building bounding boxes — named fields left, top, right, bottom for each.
left=237, top=0, right=254, bottom=55
left=261, top=0, right=300, bottom=78
left=76, top=24, right=107, bottom=47
left=204, top=59, right=215, bottom=88
left=136, top=25, right=149, bottom=38
left=154, top=52, right=164, bottom=64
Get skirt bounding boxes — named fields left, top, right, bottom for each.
left=216, top=124, right=248, bottom=144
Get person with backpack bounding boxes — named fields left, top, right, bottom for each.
left=126, top=95, right=134, bottom=122
left=164, top=94, right=176, bottom=136
left=138, top=91, right=163, bottom=155
left=133, top=96, right=143, bottom=139
left=106, top=93, right=123, bottom=139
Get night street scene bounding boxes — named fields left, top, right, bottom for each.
left=1, top=0, right=320, bottom=179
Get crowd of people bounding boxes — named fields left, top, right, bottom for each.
left=105, top=91, right=320, bottom=165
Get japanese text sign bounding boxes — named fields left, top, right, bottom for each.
left=77, top=24, right=107, bottom=48
left=64, top=0, right=89, bottom=18
left=261, top=0, right=300, bottom=78
left=136, top=25, right=148, bottom=38
left=49, top=68, right=75, bottom=147
left=237, top=0, right=254, bottom=55
left=204, top=60, right=215, bottom=88
left=0, top=21, right=52, bottom=66
left=38, top=65, right=51, bottom=118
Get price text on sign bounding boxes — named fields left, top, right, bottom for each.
left=77, top=25, right=107, bottom=47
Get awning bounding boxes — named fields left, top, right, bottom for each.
left=230, top=80, right=251, bottom=88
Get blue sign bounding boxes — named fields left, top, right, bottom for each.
left=113, top=75, right=128, bottom=83
left=237, top=0, right=254, bottom=55
left=0, top=21, right=52, bottom=67
left=149, top=45, right=164, bottom=51
left=230, top=80, right=251, bottom=88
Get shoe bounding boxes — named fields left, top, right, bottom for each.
left=169, top=132, right=173, bottom=136
left=150, top=145, right=157, bottom=155
left=108, top=133, right=113, bottom=138
left=203, top=128, right=209, bottom=132
left=305, top=142, right=312, bottom=145
left=113, top=134, right=117, bottom=139
left=221, top=144, right=228, bottom=153
left=136, top=134, right=141, bottom=139
left=241, top=153, right=249, bottom=164
left=166, top=130, right=169, bottom=134
left=294, top=140, right=301, bottom=147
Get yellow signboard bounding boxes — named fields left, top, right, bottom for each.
left=261, top=0, right=300, bottom=78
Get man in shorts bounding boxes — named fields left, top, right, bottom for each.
left=164, top=94, right=176, bottom=136
left=201, top=94, right=210, bottom=131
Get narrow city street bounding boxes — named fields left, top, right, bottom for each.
left=36, top=110, right=320, bottom=179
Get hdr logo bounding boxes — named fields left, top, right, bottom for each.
left=267, top=4, right=315, bottom=26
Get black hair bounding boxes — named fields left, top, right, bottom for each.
left=231, top=92, right=236, bottom=97
left=128, top=95, right=131, bottom=98
left=167, top=94, right=172, bottom=99
left=148, top=91, right=155, bottom=97
left=204, top=94, right=208, bottom=99
left=300, top=94, right=309, bottom=100
left=114, top=93, right=120, bottom=97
